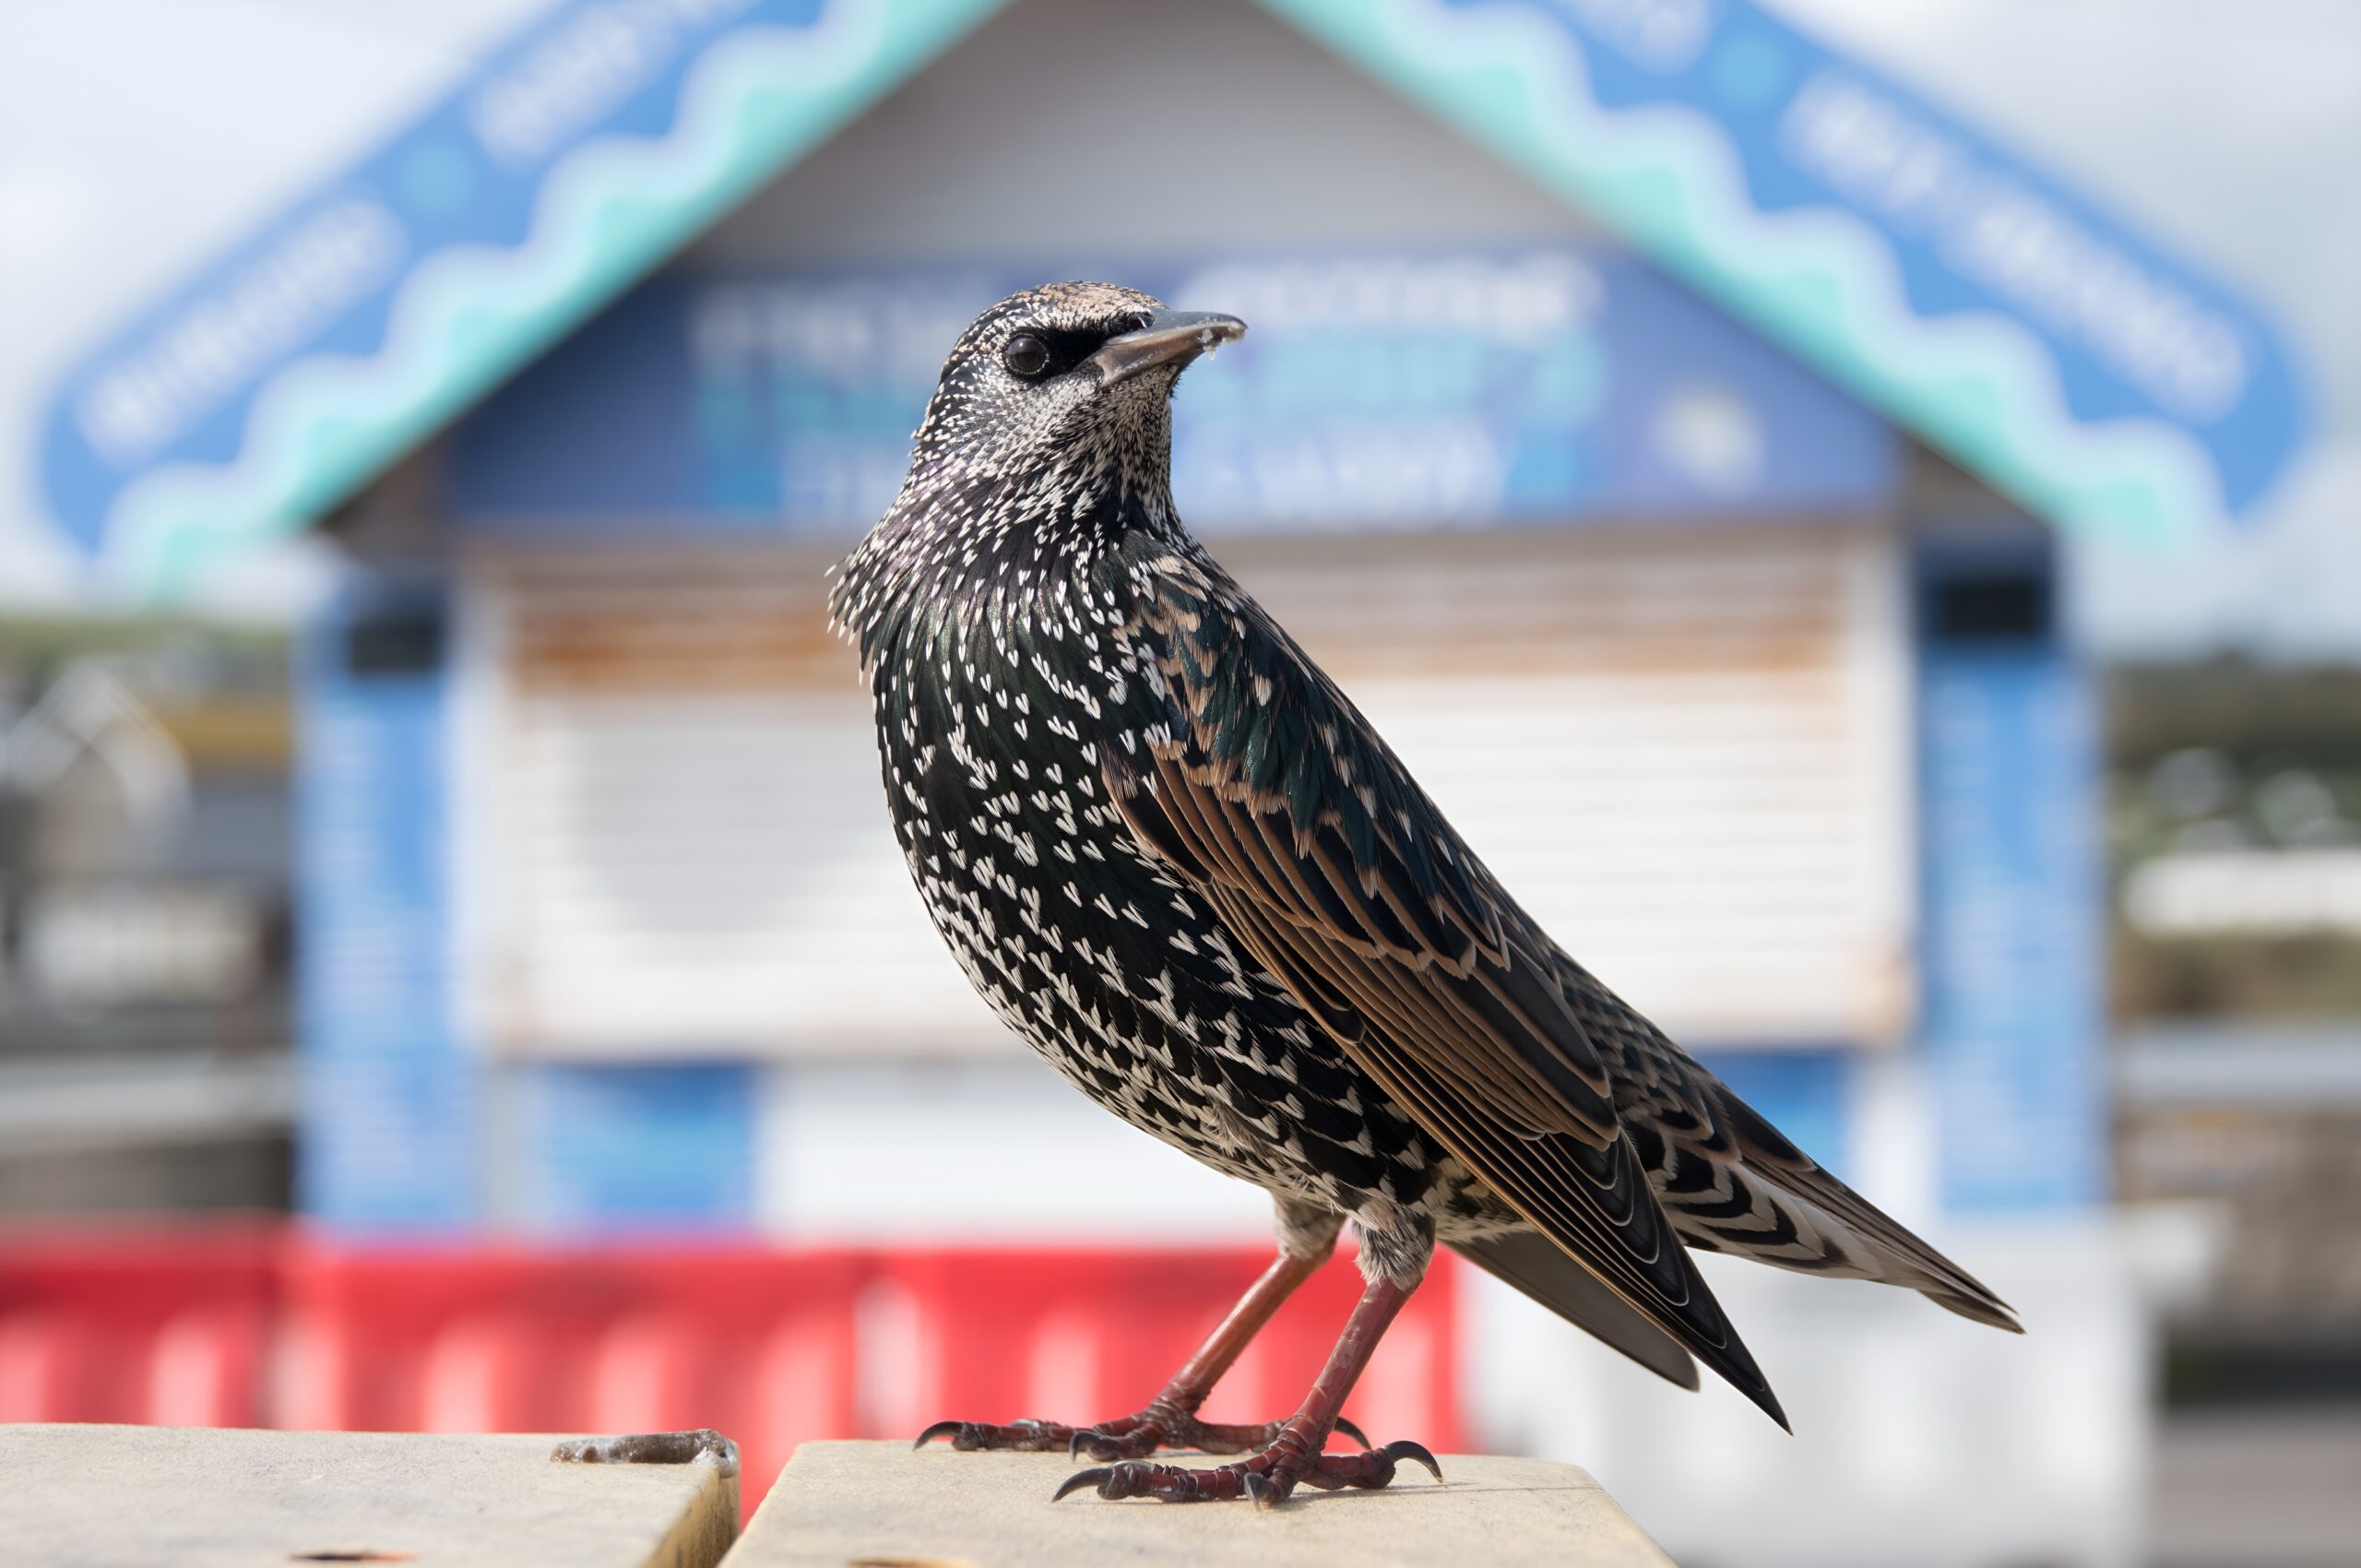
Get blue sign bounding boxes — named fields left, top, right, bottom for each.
left=450, top=251, right=1897, bottom=534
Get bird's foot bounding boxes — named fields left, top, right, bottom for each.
left=1053, top=1432, right=1441, bottom=1507
left=914, top=1401, right=1368, bottom=1460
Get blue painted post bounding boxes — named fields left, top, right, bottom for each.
left=1915, top=533, right=2107, bottom=1215
left=295, top=575, right=480, bottom=1229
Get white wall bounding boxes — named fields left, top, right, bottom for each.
left=757, top=1059, right=1273, bottom=1242
left=1467, top=1218, right=2153, bottom=1568
left=685, top=0, right=1605, bottom=270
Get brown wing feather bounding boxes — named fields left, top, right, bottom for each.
left=1105, top=548, right=1788, bottom=1427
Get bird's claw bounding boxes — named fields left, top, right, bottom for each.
left=913, top=1418, right=1074, bottom=1453
left=1052, top=1434, right=1442, bottom=1506
left=1299, top=1439, right=1442, bottom=1491
left=1053, top=1463, right=1124, bottom=1502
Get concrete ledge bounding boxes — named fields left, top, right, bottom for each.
left=0, top=1424, right=737, bottom=1568
left=735, top=1440, right=1675, bottom=1566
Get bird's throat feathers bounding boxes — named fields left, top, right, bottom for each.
left=828, top=435, right=1184, bottom=675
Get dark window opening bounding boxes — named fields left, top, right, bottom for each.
left=343, top=603, right=445, bottom=676
left=1929, top=568, right=2049, bottom=645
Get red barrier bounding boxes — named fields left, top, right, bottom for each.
left=0, top=1226, right=1468, bottom=1505
left=878, top=1246, right=1464, bottom=1454
left=278, top=1238, right=868, bottom=1505
left=0, top=1220, right=282, bottom=1427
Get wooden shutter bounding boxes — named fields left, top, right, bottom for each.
left=1227, top=524, right=1913, bottom=1048
left=462, top=545, right=1005, bottom=1056
left=463, top=523, right=1910, bottom=1058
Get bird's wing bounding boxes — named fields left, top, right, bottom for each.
left=1105, top=547, right=1786, bottom=1427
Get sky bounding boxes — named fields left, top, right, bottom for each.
left=0, top=0, right=2355, bottom=656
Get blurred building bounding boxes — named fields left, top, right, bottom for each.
left=2106, top=661, right=2361, bottom=1402
left=0, top=619, right=293, bottom=1211
left=26, top=2, right=2313, bottom=1565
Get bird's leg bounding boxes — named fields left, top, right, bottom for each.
left=1062, top=1241, right=1364, bottom=1461
left=916, top=1199, right=1350, bottom=1458
left=913, top=1247, right=1338, bottom=1456
left=1055, top=1266, right=1442, bottom=1506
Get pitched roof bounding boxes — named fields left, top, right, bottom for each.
left=39, top=0, right=2306, bottom=593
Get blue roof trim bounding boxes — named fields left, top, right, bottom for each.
left=1263, top=0, right=2307, bottom=538
left=37, top=0, right=1008, bottom=592
left=36, top=0, right=2309, bottom=591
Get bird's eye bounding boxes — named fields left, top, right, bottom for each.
left=1002, top=333, right=1051, bottom=378
left=1124, top=311, right=1154, bottom=333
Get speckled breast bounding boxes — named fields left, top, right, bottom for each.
left=860, top=588, right=1448, bottom=1218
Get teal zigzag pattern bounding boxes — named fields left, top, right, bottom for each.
left=104, top=0, right=1008, bottom=597
left=106, top=0, right=2225, bottom=593
left=1261, top=0, right=2227, bottom=543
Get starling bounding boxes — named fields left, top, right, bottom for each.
left=830, top=282, right=2020, bottom=1507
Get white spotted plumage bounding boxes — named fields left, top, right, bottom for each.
left=831, top=284, right=1481, bottom=1253
left=833, top=284, right=2020, bottom=1429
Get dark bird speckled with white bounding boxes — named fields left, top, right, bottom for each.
left=829, top=281, right=2019, bottom=1503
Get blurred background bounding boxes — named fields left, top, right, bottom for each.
left=2, top=1, right=2355, bottom=1563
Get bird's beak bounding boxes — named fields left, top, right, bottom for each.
left=1089, top=309, right=1248, bottom=388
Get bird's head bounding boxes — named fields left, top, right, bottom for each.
left=905, top=280, right=1245, bottom=505
left=833, top=281, right=1244, bottom=650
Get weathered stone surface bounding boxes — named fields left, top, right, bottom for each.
left=0, top=1424, right=737, bottom=1568
left=734, top=1440, right=1676, bottom=1567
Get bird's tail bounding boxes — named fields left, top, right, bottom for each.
left=1681, top=1084, right=2024, bottom=1334
left=1448, top=1229, right=1702, bottom=1391
left=1544, top=944, right=2020, bottom=1337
